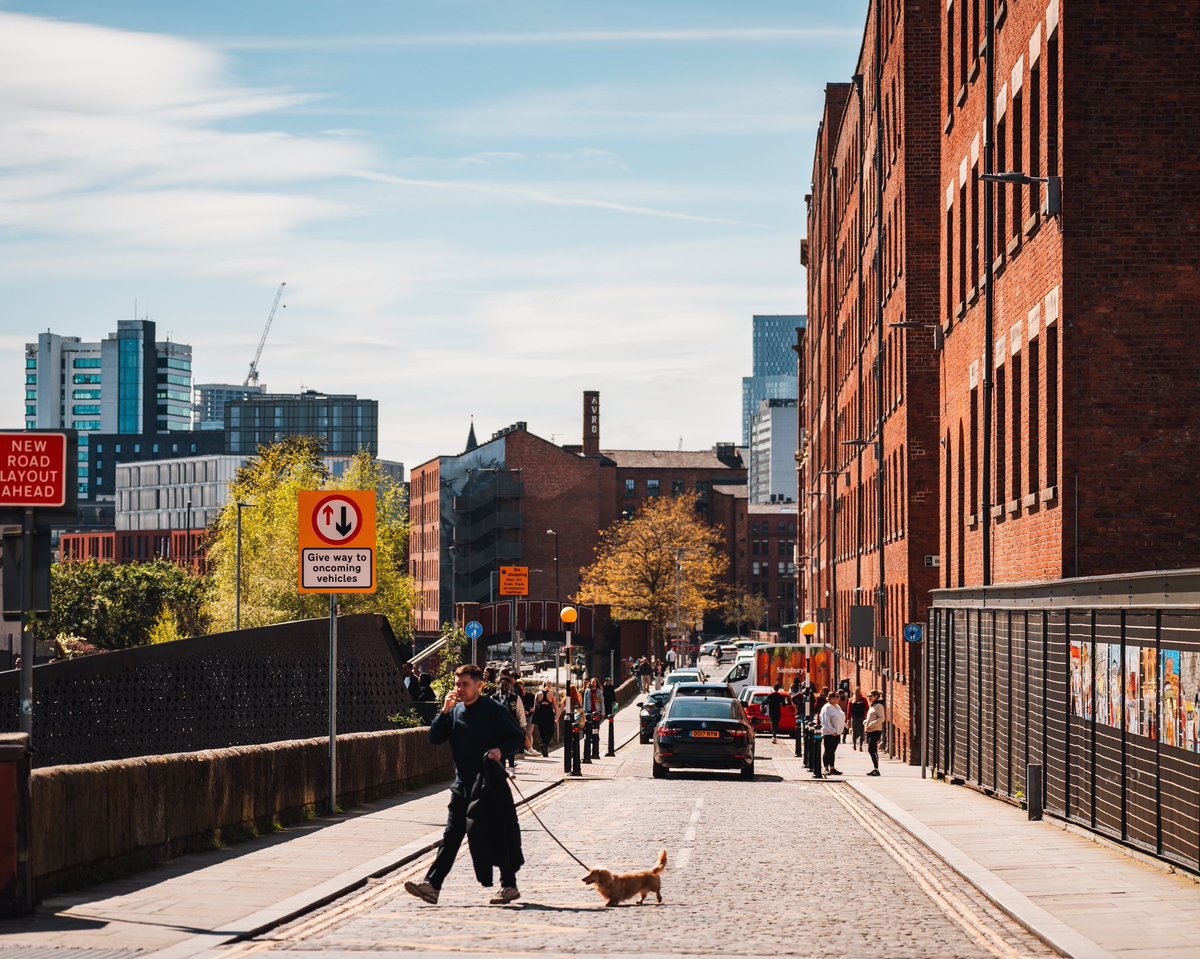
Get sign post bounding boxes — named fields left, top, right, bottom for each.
left=499, top=566, right=528, bottom=675
left=298, top=490, right=377, bottom=814
left=465, top=620, right=483, bottom=665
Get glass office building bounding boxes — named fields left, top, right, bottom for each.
left=225, top=390, right=378, bottom=456
left=741, top=315, right=804, bottom=445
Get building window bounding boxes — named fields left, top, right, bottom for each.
left=996, top=367, right=1007, bottom=505
left=1011, top=91, right=1024, bottom=239
left=996, top=117, right=1007, bottom=252
left=647, top=479, right=661, bottom=497
left=1047, top=325, right=1059, bottom=488
left=624, top=478, right=636, bottom=497
left=958, top=183, right=967, bottom=308
left=672, top=480, right=685, bottom=495
left=1048, top=32, right=1060, bottom=176
left=25, top=358, right=36, bottom=370
left=1011, top=353, right=1022, bottom=501
left=72, top=358, right=101, bottom=369
left=1029, top=63, right=1041, bottom=219
left=946, top=4, right=955, bottom=115
left=73, top=374, right=101, bottom=384
left=25, top=374, right=36, bottom=385
left=969, top=386, right=978, bottom=515
left=970, top=164, right=980, bottom=290
left=945, top=205, right=954, bottom=323
left=1028, top=336, right=1040, bottom=493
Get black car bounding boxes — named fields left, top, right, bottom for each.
left=669, top=681, right=734, bottom=700
left=637, top=690, right=673, bottom=744
left=652, top=696, right=755, bottom=779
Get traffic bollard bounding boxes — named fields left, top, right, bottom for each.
left=794, top=721, right=803, bottom=757
left=1027, top=763, right=1043, bottom=821
left=811, top=725, right=823, bottom=779
left=571, top=718, right=583, bottom=776
left=582, top=716, right=593, bottom=763
left=606, top=713, right=616, bottom=757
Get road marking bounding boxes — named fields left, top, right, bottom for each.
left=676, top=798, right=703, bottom=870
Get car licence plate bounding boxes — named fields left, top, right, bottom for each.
left=691, top=730, right=720, bottom=739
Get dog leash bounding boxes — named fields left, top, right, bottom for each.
left=506, top=771, right=591, bottom=871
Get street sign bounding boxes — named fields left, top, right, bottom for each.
left=499, top=565, right=529, bottom=597
left=298, top=490, right=377, bottom=594
left=904, top=622, right=925, bottom=644
left=0, top=433, right=68, bottom=508
left=465, top=620, right=483, bottom=640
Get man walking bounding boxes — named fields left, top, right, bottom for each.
left=493, top=676, right=527, bottom=770
left=765, top=683, right=790, bottom=744
left=819, top=690, right=847, bottom=775
left=405, top=664, right=527, bottom=906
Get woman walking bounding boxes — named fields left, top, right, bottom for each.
left=531, top=683, right=558, bottom=757
left=864, top=690, right=886, bottom=776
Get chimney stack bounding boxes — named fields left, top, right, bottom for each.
left=583, top=391, right=600, bottom=457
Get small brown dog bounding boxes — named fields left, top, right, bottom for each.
left=581, top=850, right=667, bottom=907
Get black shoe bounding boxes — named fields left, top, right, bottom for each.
left=829, top=768, right=843, bottom=775
left=867, top=769, right=881, bottom=776
left=405, top=880, right=439, bottom=904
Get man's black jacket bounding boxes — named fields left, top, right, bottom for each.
left=465, top=760, right=524, bottom=886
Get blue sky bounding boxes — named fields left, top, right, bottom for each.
left=0, top=1, right=868, bottom=467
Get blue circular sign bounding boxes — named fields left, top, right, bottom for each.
left=903, top=623, right=924, bottom=644
left=465, top=620, right=483, bottom=640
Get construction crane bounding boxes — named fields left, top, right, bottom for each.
left=244, top=282, right=286, bottom=387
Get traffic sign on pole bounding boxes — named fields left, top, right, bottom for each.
left=298, top=490, right=377, bottom=594
left=904, top=622, right=925, bottom=644
left=0, top=432, right=69, bottom=508
left=499, top=565, right=529, bottom=597
left=465, top=621, right=483, bottom=640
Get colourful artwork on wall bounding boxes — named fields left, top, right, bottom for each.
left=1070, top=641, right=1088, bottom=719
left=1162, top=650, right=1182, bottom=749
left=1095, top=643, right=1110, bottom=728
left=1126, top=646, right=1140, bottom=736
left=1141, top=648, right=1158, bottom=742
left=1181, top=652, right=1200, bottom=752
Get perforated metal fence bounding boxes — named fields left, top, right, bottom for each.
left=0, top=614, right=413, bottom=767
left=927, top=570, right=1200, bottom=873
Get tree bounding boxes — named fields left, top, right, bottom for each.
left=725, top=589, right=770, bottom=637
left=204, top=439, right=416, bottom=640
left=44, top=559, right=208, bottom=650
left=577, top=493, right=728, bottom=655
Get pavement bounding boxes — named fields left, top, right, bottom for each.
left=3, top=668, right=1200, bottom=958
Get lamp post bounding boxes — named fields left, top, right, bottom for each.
left=546, top=529, right=560, bottom=603
left=235, top=501, right=255, bottom=631
left=560, top=605, right=580, bottom=776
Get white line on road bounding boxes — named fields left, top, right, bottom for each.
left=676, top=798, right=703, bottom=870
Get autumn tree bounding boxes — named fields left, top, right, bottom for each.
left=577, top=493, right=728, bottom=655
left=724, top=589, right=770, bottom=637
left=204, top=439, right=416, bottom=639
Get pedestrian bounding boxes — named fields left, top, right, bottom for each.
left=789, top=678, right=807, bottom=723
left=765, top=682, right=790, bottom=744
left=819, top=690, right=846, bottom=775
left=653, top=660, right=665, bottom=690
left=602, top=675, right=617, bottom=718
left=864, top=690, right=886, bottom=776
left=401, top=662, right=421, bottom=700
left=404, top=664, right=527, bottom=906
left=665, top=646, right=677, bottom=670
left=492, top=676, right=527, bottom=770
left=637, top=657, right=653, bottom=693
left=531, top=683, right=558, bottom=757
left=849, top=688, right=869, bottom=751
left=418, top=672, right=437, bottom=702
left=515, top=680, right=536, bottom=754
left=838, top=680, right=852, bottom=742
left=583, top=678, right=603, bottom=755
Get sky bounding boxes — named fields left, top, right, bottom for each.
left=0, top=0, right=869, bottom=469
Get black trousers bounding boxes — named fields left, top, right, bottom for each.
left=822, top=735, right=839, bottom=770
left=769, top=713, right=782, bottom=737
left=425, top=790, right=517, bottom=890
left=867, top=730, right=883, bottom=770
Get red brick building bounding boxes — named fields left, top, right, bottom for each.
left=408, top=392, right=746, bottom=649
left=940, top=0, right=1200, bottom=588
left=801, top=0, right=942, bottom=761
left=712, top=485, right=798, bottom=633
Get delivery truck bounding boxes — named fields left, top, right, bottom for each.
left=721, top=643, right=833, bottom=698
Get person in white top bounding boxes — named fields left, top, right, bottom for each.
left=819, top=691, right=847, bottom=775
left=665, top=647, right=677, bottom=669
left=863, top=691, right=886, bottom=776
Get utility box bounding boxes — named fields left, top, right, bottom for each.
left=0, top=733, right=32, bottom=916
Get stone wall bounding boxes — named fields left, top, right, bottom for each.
left=31, top=727, right=452, bottom=897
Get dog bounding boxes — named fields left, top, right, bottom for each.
left=581, top=849, right=667, bottom=907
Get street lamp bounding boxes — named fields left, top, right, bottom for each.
left=546, top=529, right=560, bottom=603
left=235, top=501, right=255, bottom=630
left=560, top=605, right=580, bottom=776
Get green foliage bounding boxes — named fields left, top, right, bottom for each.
left=204, top=440, right=416, bottom=639
left=431, top=623, right=467, bottom=701
left=725, top=590, right=770, bottom=636
left=45, top=559, right=208, bottom=650
left=51, top=634, right=102, bottom=660
left=387, top=708, right=424, bottom=728
left=148, top=607, right=183, bottom=645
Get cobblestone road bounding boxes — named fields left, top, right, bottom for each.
left=224, top=740, right=1055, bottom=958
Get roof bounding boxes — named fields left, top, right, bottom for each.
left=602, top=449, right=742, bottom=470
left=711, top=484, right=749, bottom=499
left=748, top=502, right=798, bottom=514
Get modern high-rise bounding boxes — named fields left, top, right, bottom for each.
left=748, top=398, right=798, bottom=505
left=224, top=390, right=378, bottom=456
left=193, top=383, right=265, bottom=431
left=24, top=320, right=193, bottom=499
left=741, top=314, right=804, bottom=444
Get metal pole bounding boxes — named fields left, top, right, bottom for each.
left=236, top=504, right=243, bottom=631
left=982, top=0, right=996, bottom=587
left=512, top=596, right=521, bottom=675
left=328, top=594, right=338, bottom=814
left=19, top=508, right=34, bottom=739
left=921, top=632, right=928, bottom=779
left=564, top=627, right=574, bottom=775
left=873, top=2, right=890, bottom=758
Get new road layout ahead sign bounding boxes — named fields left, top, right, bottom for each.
left=0, top=432, right=68, bottom=508
left=298, top=490, right=377, bottom=594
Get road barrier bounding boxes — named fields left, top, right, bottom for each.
left=30, top=727, right=452, bottom=899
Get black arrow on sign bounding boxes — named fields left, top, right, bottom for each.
left=335, top=505, right=353, bottom=537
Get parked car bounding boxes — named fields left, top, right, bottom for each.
left=717, top=642, right=739, bottom=662
left=739, top=685, right=799, bottom=736
left=664, top=667, right=707, bottom=687
left=638, top=690, right=673, bottom=744
left=699, top=640, right=723, bottom=658
left=652, top=696, right=756, bottom=779
left=669, top=681, right=735, bottom=700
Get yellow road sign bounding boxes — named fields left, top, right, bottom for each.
left=499, top=565, right=529, bottom=597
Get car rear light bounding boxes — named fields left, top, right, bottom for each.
left=729, top=729, right=748, bottom=739
left=658, top=726, right=680, bottom=738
